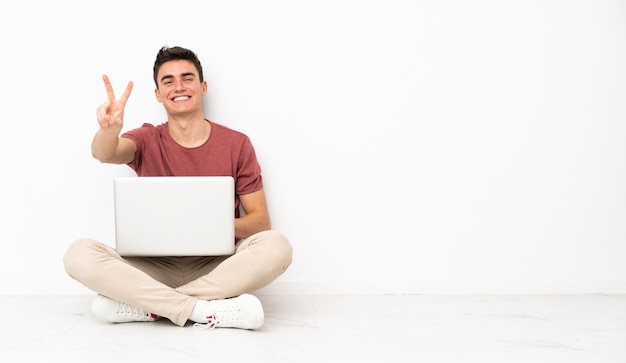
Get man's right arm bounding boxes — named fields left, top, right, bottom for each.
left=91, top=130, right=136, bottom=164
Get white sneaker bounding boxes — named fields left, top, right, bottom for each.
left=92, top=294, right=159, bottom=323
left=193, top=294, right=264, bottom=331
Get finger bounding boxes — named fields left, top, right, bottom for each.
left=102, top=74, right=116, bottom=102
left=96, top=102, right=110, bottom=127
left=118, top=81, right=134, bottom=106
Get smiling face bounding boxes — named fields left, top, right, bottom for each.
left=154, top=59, right=208, bottom=117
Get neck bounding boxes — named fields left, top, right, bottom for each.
left=167, top=117, right=211, bottom=148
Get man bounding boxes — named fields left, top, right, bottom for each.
left=63, top=46, right=293, bottom=330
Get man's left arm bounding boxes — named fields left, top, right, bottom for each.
left=235, top=189, right=272, bottom=239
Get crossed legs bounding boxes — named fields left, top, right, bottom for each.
left=63, top=230, right=293, bottom=327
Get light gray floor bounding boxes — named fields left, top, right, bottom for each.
left=1, top=294, right=624, bottom=362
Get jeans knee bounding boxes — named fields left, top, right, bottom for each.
left=63, top=238, right=98, bottom=278
left=265, top=230, right=293, bottom=270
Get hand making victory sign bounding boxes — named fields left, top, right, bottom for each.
left=91, top=75, right=137, bottom=164
left=96, top=74, right=133, bottom=134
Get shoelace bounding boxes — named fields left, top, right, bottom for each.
left=192, top=305, right=242, bottom=331
left=116, top=302, right=156, bottom=320
left=193, top=314, right=219, bottom=331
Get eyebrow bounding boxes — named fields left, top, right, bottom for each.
left=159, top=72, right=196, bottom=83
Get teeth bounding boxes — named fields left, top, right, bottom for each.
left=173, top=96, right=189, bottom=101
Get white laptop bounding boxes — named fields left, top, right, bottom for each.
left=113, top=176, right=235, bottom=256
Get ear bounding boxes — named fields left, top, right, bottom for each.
left=154, top=88, right=163, bottom=103
left=201, top=81, right=208, bottom=96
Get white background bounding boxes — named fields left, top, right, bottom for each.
left=1, top=0, right=625, bottom=295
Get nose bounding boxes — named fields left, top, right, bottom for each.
left=174, top=79, right=185, bottom=90
left=167, top=76, right=186, bottom=91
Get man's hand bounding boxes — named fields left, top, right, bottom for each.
left=96, top=74, right=133, bottom=134
left=91, top=74, right=137, bottom=164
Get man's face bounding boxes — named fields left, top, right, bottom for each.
left=154, top=60, right=207, bottom=115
